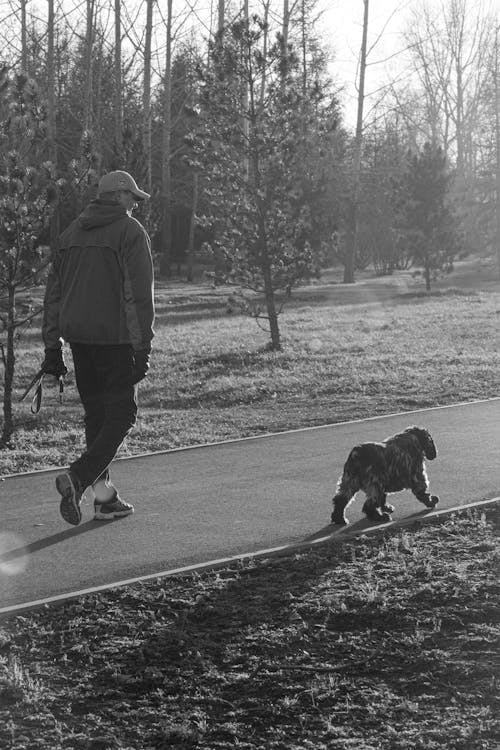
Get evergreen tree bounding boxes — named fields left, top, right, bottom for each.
left=398, top=142, right=462, bottom=291
left=192, top=17, right=341, bottom=350
left=0, top=69, right=56, bottom=445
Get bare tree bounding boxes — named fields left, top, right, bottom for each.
left=83, top=0, right=95, bottom=136
left=114, top=0, right=123, bottom=160
left=218, top=0, right=224, bottom=35
left=283, top=0, right=289, bottom=49
left=160, top=0, right=173, bottom=276
left=259, top=0, right=271, bottom=101
left=21, top=0, right=28, bottom=71
left=494, top=25, right=500, bottom=276
left=142, top=0, right=154, bottom=228
left=186, top=170, right=198, bottom=282
left=402, top=0, right=493, bottom=173
left=343, top=0, right=369, bottom=284
left=46, top=0, right=59, bottom=241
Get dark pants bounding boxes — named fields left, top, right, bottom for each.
left=69, top=343, right=138, bottom=490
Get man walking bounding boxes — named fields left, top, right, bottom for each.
left=41, top=170, right=155, bottom=525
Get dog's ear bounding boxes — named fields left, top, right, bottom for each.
left=407, top=426, right=437, bottom=460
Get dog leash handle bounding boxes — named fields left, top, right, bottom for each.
left=20, top=370, right=65, bottom=414
left=19, top=369, right=44, bottom=413
left=32, top=378, right=43, bottom=414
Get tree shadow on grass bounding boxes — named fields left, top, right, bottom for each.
left=130, top=507, right=443, bottom=672
left=129, top=518, right=389, bottom=665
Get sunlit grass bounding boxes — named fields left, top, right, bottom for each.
left=2, top=272, right=500, bottom=475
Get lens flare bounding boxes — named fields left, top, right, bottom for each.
left=308, top=337, right=323, bottom=352
left=0, top=532, right=28, bottom=576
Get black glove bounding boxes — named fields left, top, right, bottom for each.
left=132, top=348, right=151, bottom=384
left=41, top=348, right=68, bottom=379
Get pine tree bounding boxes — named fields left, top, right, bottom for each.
left=398, top=142, right=462, bottom=291
left=192, top=17, right=341, bottom=350
left=0, top=70, right=56, bottom=445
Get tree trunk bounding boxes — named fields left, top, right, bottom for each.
left=94, top=39, right=104, bottom=172
left=20, top=0, right=28, bottom=72
left=1, top=285, right=15, bottom=446
left=114, top=0, right=123, bottom=161
left=300, top=0, right=307, bottom=96
left=218, top=0, right=224, bottom=35
left=424, top=262, right=431, bottom=292
left=186, top=171, right=198, bottom=283
left=495, top=29, right=500, bottom=279
left=142, top=0, right=154, bottom=230
left=343, top=0, right=369, bottom=284
left=83, top=0, right=94, bottom=130
left=282, top=0, right=289, bottom=49
left=241, top=0, right=249, bottom=178
left=259, top=1, right=270, bottom=102
left=160, top=0, right=173, bottom=277
left=47, top=0, right=60, bottom=244
left=262, top=259, right=281, bottom=351
left=83, top=0, right=95, bottom=135
left=257, top=212, right=281, bottom=349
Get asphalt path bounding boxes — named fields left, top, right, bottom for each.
left=1, top=398, right=500, bottom=613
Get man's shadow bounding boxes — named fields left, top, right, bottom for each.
left=0, top=519, right=120, bottom=563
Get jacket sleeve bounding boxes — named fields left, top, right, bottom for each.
left=42, top=251, right=63, bottom=350
left=121, top=219, right=155, bottom=351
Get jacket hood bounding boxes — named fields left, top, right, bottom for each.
left=78, top=199, right=128, bottom=230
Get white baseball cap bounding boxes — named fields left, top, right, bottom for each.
left=97, top=170, right=150, bottom=201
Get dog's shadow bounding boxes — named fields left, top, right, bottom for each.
left=302, top=506, right=440, bottom=545
left=301, top=517, right=372, bottom=544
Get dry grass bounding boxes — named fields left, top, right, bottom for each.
left=2, top=261, right=500, bottom=475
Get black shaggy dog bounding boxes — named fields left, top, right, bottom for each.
left=331, top=426, right=439, bottom=525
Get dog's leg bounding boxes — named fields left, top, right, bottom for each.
left=331, top=493, right=354, bottom=525
left=379, top=492, right=395, bottom=516
left=362, top=486, right=392, bottom=523
left=331, top=476, right=357, bottom=525
left=411, top=467, right=439, bottom=509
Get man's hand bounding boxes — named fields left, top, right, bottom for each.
left=41, top=348, right=68, bottom=379
left=132, top=348, right=151, bottom=384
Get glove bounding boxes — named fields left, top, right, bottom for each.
left=132, top=348, right=151, bottom=384
left=41, top=348, right=68, bottom=379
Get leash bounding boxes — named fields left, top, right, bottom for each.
left=20, top=369, right=64, bottom=414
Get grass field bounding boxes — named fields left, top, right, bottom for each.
left=2, top=259, right=500, bottom=476
left=1, top=259, right=499, bottom=749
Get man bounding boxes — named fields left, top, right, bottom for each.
left=41, top=170, right=155, bottom=525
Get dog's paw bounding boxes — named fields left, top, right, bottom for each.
left=429, top=495, right=439, bottom=507
left=364, top=509, right=390, bottom=523
left=331, top=511, right=348, bottom=526
left=382, top=504, right=395, bottom=514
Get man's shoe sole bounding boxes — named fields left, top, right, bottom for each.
left=56, top=474, right=82, bottom=526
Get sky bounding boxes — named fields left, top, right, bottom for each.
left=322, top=0, right=500, bottom=126
left=16, top=0, right=500, bottom=128
left=320, top=0, right=418, bottom=126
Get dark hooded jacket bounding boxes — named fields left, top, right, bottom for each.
left=42, top=200, right=154, bottom=351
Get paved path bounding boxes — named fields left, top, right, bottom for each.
left=1, top=399, right=500, bottom=613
